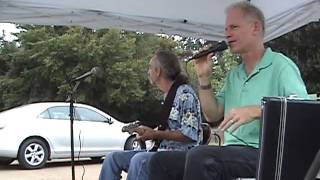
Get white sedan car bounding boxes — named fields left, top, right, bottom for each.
left=0, top=102, right=145, bottom=169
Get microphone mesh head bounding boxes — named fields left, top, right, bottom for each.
left=217, top=41, right=228, bottom=51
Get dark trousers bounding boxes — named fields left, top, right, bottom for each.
left=149, top=145, right=259, bottom=180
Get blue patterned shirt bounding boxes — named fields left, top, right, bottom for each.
left=159, top=84, right=203, bottom=151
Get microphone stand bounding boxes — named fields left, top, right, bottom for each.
left=65, top=66, right=101, bottom=180
left=67, top=80, right=81, bottom=180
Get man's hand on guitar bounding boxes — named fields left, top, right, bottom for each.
left=122, top=122, right=158, bottom=141
left=129, top=126, right=145, bottom=135
left=135, top=126, right=157, bottom=141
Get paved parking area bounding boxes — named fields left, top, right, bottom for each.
left=0, top=131, right=222, bottom=180
left=0, top=159, right=127, bottom=180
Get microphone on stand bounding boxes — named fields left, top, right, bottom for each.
left=186, top=41, right=228, bottom=61
left=67, top=66, right=102, bottom=180
left=71, top=66, right=102, bottom=82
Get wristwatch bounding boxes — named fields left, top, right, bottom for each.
left=199, top=84, right=212, bottom=90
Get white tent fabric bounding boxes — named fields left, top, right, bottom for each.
left=0, top=0, right=319, bottom=41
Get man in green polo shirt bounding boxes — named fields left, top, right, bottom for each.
left=148, top=1, right=308, bottom=180
left=215, top=47, right=309, bottom=148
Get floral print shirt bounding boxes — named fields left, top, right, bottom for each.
left=159, top=84, right=202, bottom=151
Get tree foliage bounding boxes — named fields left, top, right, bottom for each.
left=0, top=26, right=177, bottom=122
left=267, top=22, right=320, bottom=94
left=0, top=22, right=318, bottom=123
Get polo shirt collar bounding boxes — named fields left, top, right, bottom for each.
left=255, top=47, right=273, bottom=70
left=239, top=47, right=273, bottom=79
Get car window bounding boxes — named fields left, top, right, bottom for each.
left=75, top=107, right=110, bottom=122
left=38, top=110, right=50, bottom=119
left=40, top=106, right=80, bottom=120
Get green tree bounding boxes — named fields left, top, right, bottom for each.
left=267, top=22, right=320, bottom=94
left=3, top=22, right=317, bottom=124
left=0, top=26, right=178, bottom=123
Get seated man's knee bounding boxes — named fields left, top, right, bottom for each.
left=149, top=152, right=164, bottom=171
left=104, top=151, right=121, bottom=164
left=187, top=146, right=206, bottom=159
left=186, top=147, right=202, bottom=164
left=187, top=146, right=222, bottom=161
left=130, top=152, right=148, bottom=165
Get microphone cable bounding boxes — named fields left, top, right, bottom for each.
left=77, top=130, right=86, bottom=180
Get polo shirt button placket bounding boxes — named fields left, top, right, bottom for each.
left=242, top=81, right=248, bottom=94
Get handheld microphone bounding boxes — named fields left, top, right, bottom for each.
left=187, top=41, right=228, bottom=61
left=71, top=66, right=102, bottom=82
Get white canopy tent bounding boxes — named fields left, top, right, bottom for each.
left=0, top=0, right=319, bottom=41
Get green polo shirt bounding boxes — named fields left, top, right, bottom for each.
left=216, top=48, right=309, bottom=148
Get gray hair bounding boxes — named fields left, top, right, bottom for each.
left=226, top=1, right=265, bottom=35
left=154, top=50, right=188, bottom=82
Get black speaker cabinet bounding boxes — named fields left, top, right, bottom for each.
left=257, top=97, right=320, bottom=180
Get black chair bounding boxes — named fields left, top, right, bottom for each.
left=201, top=123, right=212, bottom=145
left=201, top=122, right=223, bottom=146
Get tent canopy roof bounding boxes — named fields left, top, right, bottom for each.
left=0, top=0, right=319, bottom=41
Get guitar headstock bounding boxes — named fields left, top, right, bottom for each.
left=121, top=121, right=141, bottom=134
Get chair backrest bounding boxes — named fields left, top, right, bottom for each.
left=201, top=123, right=212, bottom=145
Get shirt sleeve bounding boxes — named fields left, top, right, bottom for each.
left=278, top=63, right=309, bottom=99
left=175, top=91, right=201, bottom=142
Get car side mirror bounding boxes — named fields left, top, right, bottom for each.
left=104, top=117, right=113, bottom=124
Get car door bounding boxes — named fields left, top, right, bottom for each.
left=75, top=106, right=127, bottom=156
left=39, top=106, right=82, bottom=156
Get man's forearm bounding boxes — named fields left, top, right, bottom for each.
left=198, top=78, right=223, bottom=123
left=247, top=105, right=262, bottom=119
left=153, top=130, right=193, bottom=143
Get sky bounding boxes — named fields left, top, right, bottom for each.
left=0, top=23, right=21, bottom=41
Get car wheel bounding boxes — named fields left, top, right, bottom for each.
left=0, top=158, right=14, bottom=166
left=124, top=136, right=146, bottom=150
left=18, top=138, right=49, bottom=169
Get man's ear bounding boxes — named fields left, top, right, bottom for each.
left=252, top=20, right=263, bottom=36
left=155, top=67, right=161, bottom=77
